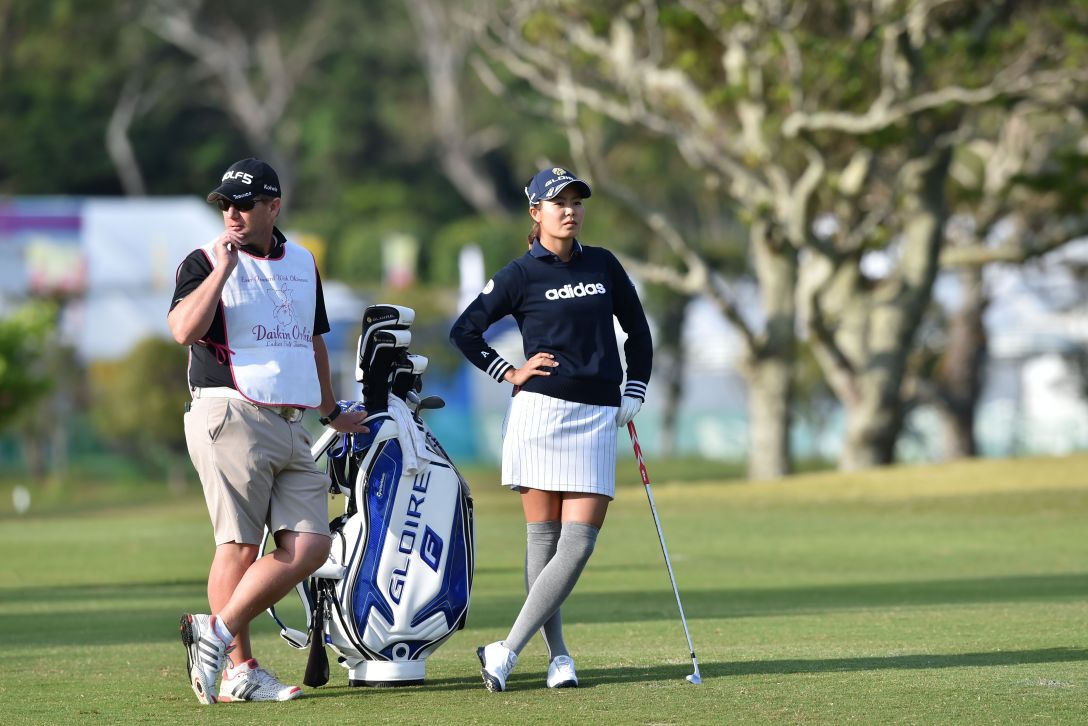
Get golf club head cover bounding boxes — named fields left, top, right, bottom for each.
left=615, top=395, right=642, bottom=427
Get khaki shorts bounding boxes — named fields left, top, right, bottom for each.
left=184, top=397, right=331, bottom=545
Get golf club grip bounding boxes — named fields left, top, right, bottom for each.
left=303, top=589, right=329, bottom=687
left=627, top=421, right=651, bottom=487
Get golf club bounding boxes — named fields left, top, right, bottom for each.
left=627, top=420, right=702, bottom=685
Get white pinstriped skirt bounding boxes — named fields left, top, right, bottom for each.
left=501, top=390, right=618, bottom=498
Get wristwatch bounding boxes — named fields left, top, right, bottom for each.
left=319, top=405, right=342, bottom=426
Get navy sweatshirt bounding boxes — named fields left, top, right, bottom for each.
left=450, top=239, right=652, bottom=407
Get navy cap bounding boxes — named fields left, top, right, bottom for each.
left=207, top=158, right=281, bottom=203
left=524, top=166, right=592, bottom=205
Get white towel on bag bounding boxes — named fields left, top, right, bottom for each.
left=386, top=394, right=440, bottom=476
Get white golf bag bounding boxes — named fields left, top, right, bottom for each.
left=267, top=304, right=475, bottom=687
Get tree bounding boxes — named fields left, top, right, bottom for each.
left=798, top=7, right=1088, bottom=468
left=926, top=104, right=1088, bottom=458
left=0, top=301, right=56, bottom=433
left=136, top=0, right=342, bottom=202
left=0, top=300, right=65, bottom=480
left=87, top=337, right=192, bottom=490
left=471, top=1, right=814, bottom=478
left=471, top=0, right=1086, bottom=475
left=0, top=1, right=131, bottom=195
left=402, top=0, right=514, bottom=216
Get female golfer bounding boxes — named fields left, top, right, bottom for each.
left=450, top=166, right=652, bottom=692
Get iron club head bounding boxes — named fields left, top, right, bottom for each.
left=686, top=673, right=701, bottom=684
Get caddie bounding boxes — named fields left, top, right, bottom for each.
left=168, top=158, right=368, bottom=704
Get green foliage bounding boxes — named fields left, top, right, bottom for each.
left=428, top=215, right=529, bottom=287
left=521, top=9, right=564, bottom=44
left=658, top=4, right=706, bottom=34
left=0, top=300, right=57, bottom=432
left=0, top=2, right=128, bottom=194
left=1012, top=148, right=1088, bottom=215
left=86, top=337, right=190, bottom=463
left=328, top=226, right=386, bottom=286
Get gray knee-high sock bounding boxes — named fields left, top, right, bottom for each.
left=525, top=521, right=567, bottom=659
left=504, top=522, right=599, bottom=655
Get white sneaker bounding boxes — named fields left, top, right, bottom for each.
left=477, top=641, right=518, bottom=692
left=547, top=655, right=578, bottom=688
left=179, top=614, right=230, bottom=704
left=220, top=659, right=303, bottom=702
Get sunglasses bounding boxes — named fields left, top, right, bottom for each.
left=215, top=197, right=267, bottom=213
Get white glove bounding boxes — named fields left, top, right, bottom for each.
left=615, top=395, right=642, bottom=427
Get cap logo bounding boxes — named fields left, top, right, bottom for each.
left=223, top=170, right=254, bottom=184
left=526, top=166, right=589, bottom=204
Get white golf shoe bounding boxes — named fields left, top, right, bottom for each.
left=546, top=654, right=578, bottom=688
left=220, top=659, right=303, bottom=702
left=179, top=613, right=231, bottom=705
left=477, top=641, right=518, bottom=692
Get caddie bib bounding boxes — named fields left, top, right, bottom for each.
left=201, top=239, right=321, bottom=407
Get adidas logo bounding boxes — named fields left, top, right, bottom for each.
left=544, top=282, right=606, bottom=300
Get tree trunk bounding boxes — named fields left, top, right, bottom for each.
left=743, top=220, right=797, bottom=480
left=839, top=385, right=905, bottom=470
left=656, top=293, right=690, bottom=458
left=941, top=396, right=978, bottom=459
left=934, top=265, right=987, bottom=459
left=834, top=149, right=952, bottom=471
left=745, top=354, right=793, bottom=479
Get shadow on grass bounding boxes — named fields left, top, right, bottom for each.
left=470, top=571, right=1088, bottom=629
left=2, top=572, right=1086, bottom=648
left=0, top=580, right=206, bottom=604
left=294, top=647, right=1088, bottom=694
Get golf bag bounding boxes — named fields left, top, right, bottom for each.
left=267, top=304, right=475, bottom=687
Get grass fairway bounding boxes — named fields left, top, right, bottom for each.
left=1, top=454, right=1087, bottom=724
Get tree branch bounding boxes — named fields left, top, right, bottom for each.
left=105, top=74, right=149, bottom=196
left=473, top=5, right=769, bottom=198
left=404, top=0, right=508, bottom=215
left=142, top=0, right=336, bottom=168
left=805, top=289, right=859, bottom=405
left=783, top=67, right=1088, bottom=137
left=552, top=97, right=759, bottom=351
left=940, top=216, right=1088, bottom=268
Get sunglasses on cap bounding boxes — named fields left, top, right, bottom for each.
left=215, top=197, right=267, bottom=213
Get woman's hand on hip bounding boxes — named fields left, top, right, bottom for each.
left=504, top=352, right=558, bottom=386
